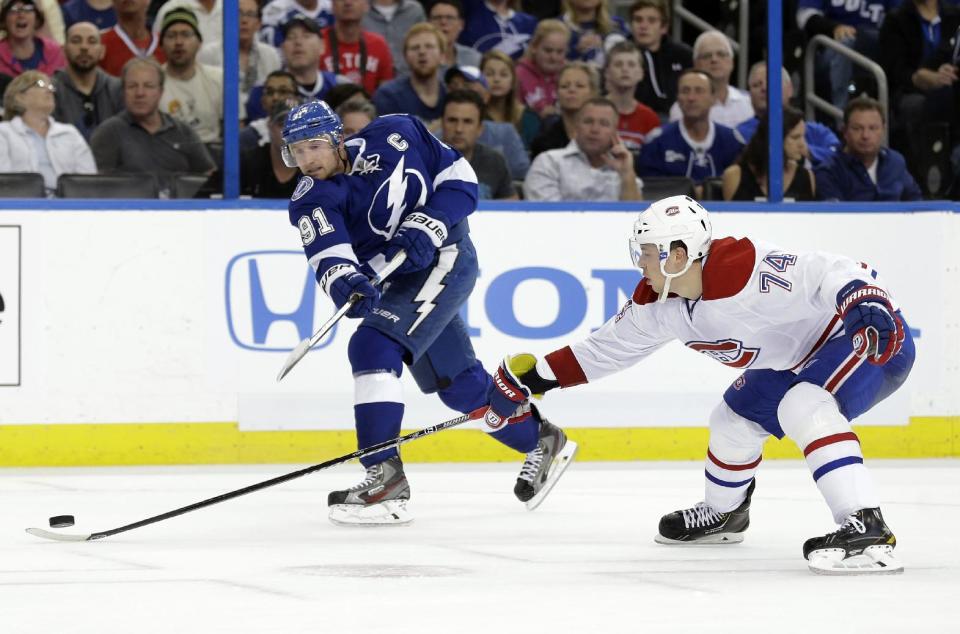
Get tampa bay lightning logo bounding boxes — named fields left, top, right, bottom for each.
left=291, top=176, right=314, bottom=201
left=367, top=156, right=428, bottom=239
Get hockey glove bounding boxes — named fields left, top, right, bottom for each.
left=321, top=262, right=379, bottom=319
left=836, top=281, right=905, bottom=366
left=383, top=208, right=450, bottom=274
left=484, top=354, right=560, bottom=430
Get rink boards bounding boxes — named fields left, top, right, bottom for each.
left=0, top=206, right=957, bottom=465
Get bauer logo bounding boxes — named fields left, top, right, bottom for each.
left=224, top=250, right=337, bottom=352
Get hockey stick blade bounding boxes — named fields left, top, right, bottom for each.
left=276, top=252, right=407, bottom=382
left=26, top=404, right=485, bottom=542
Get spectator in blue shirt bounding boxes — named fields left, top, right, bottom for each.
left=737, top=61, right=839, bottom=166
left=638, top=68, right=744, bottom=189
left=815, top=96, right=923, bottom=201
left=373, top=22, right=446, bottom=128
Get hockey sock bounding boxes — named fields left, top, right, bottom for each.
left=704, top=448, right=761, bottom=513
left=489, top=414, right=540, bottom=454
left=355, top=398, right=404, bottom=468
left=779, top=382, right=880, bottom=522
left=349, top=327, right=406, bottom=468
left=804, top=432, right=879, bottom=523
left=703, top=403, right=767, bottom=512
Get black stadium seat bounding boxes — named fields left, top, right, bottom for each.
left=56, top=173, right=160, bottom=199
left=0, top=172, right=45, bottom=198
left=640, top=176, right=696, bottom=201
left=701, top=177, right=724, bottom=201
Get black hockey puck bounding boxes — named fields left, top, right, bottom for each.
left=49, top=515, right=75, bottom=528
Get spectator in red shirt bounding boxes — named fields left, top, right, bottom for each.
left=603, top=40, right=658, bottom=151
left=99, top=0, right=165, bottom=77
left=320, top=0, right=393, bottom=95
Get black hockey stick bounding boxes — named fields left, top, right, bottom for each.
left=26, top=406, right=487, bottom=542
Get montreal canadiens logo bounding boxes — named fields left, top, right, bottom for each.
left=665, top=205, right=680, bottom=216
left=686, top=339, right=759, bottom=368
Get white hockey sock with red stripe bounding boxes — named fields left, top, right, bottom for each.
left=778, top=382, right=880, bottom=523
left=703, top=403, right=769, bottom=513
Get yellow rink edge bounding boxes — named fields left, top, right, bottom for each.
left=0, top=416, right=956, bottom=467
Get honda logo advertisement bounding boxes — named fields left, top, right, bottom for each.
left=223, top=248, right=642, bottom=352
left=0, top=226, right=20, bottom=386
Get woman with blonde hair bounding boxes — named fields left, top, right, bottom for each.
left=516, top=19, right=570, bottom=116
left=0, top=0, right=65, bottom=76
left=0, top=70, right=96, bottom=195
left=561, top=0, right=628, bottom=65
left=530, top=60, right=600, bottom=158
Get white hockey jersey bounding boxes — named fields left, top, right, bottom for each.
left=544, top=236, right=898, bottom=386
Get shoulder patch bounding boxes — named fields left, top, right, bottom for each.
left=702, top=237, right=756, bottom=300
left=291, top=176, right=314, bottom=201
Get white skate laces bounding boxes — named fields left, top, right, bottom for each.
left=839, top=514, right=867, bottom=534
left=518, top=445, right=545, bottom=482
left=349, top=465, right=381, bottom=491
left=682, top=503, right=724, bottom=528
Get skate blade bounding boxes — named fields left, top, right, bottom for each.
left=654, top=532, right=745, bottom=545
left=807, top=545, right=904, bottom=575
left=525, top=440, right=578, bottom=511
left=328, top=499, right=413, bottom=527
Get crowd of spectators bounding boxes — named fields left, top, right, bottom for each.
left=0, top=0, right=945, bottom=201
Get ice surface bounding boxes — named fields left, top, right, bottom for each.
left=2, top=460, right=958, bottom=633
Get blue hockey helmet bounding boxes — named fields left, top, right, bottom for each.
left=281, top=99, right=343, bottom=167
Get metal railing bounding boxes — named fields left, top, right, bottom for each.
left=803, top=34, right=889, bottom=143
left=672, top=0, right=749, bottom=88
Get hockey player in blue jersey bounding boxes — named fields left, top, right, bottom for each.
left=281, top=100, right=578, bottom=525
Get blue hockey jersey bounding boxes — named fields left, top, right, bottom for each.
left=638, top=121, right=745, bottom=183
left=458, top=0, right=537, bottom=58
left=797, top=0, right=901, bottom=29
left=288, top=114, right=479, bottom=283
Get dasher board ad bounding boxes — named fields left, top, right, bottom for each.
left=0, top=225, right=20, bottom=386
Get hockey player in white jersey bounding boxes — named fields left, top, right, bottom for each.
left=485, top=195, right=914, bottom=574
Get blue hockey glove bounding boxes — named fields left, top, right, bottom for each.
left=321, top=262, right=379, bottom=319
left=836, top=281, right=905, bottom=366
left=383, top=209, right=450, bottom=274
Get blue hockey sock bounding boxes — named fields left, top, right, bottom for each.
left=490, top=412, right=540, bottom=454
left=355, top=401, right=405, bottom=468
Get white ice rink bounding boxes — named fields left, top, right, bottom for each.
left=3, top=460, right=959, bottom=633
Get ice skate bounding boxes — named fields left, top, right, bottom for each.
left=655, top=479, right=755, bottom=544
left=514, top=413, right=578, bottom=511
left=328, top=456, right=412, bottom=526
left=804, top=508, right=902, bottom=575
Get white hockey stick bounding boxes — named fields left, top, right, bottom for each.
left=276, top=251, right=407, bottom=382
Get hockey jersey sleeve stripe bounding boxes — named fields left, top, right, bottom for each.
left=544, top=346, right=589, bottom=388
left=307, top=243, right=360, bottom=272
left=432, top=155, right=478, bottom=189
left=803, top=431, right=860, bottom=457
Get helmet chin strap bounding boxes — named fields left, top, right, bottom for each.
left=656, top=255, right=695, bottom=303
